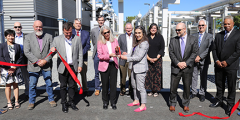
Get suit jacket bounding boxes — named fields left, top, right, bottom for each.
left=24, top=32, right=53, bottom=72
left=127, top=41, right=149, bottom=73
left=118, top=33, right=132, bottom=66
left=90, top=27, right=100, bottom=59
left=72, top=29, right=90, bottom=61
left=169, top=35, right=198, bottom=74
left=97, top=39, right=119, bottom=72
left=212, top=29, right=240, bottom=70
left=51, top=34, right=83, bottom=74
left=0, top=42, right=23, bottom=70
left=191, top=32, right=213, bottom=65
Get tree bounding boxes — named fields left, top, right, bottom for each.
left=124, top=16, right=137, bottom=29
left=234, top=15, right=240, bottom=29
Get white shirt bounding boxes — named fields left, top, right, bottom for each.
left=199, top=32, right=205, bottom=44
left=179, top=34, right=188, bottom=50
left=64, top=37, right=73, bottom=65
left=126, top=33, right=133, bottom=54
left=15, top=33, right=24, bottom=52
left=224, top=27, right=234, bottom=41
left=106, top=41, right=114, bottom=62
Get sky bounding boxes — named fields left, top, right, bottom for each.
left=110, top=0, right=220, bottom=21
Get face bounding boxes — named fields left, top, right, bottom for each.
left=14, top=22, right=22, bottom=34
left=175, top=23, right=186, bottom=37
left=125, top=24, right=133, bottom=35
left=102, top=29, right=110, bottom=40
left=33, top=21, right=43, bottom=36
left=6, top=34, right=15, bottom=43
left=198, top=20, right=206, bottom=33
left=97, top=17, right=105, bottom=27
left=73, top=20, right=82, bottom=30
left=63, top=27, right=73, bottom=40
left=224, top=18, right=234, bottom=32
left=135, top=29, right=143, bottom=41
left=150, top=25, right=157, bottom=35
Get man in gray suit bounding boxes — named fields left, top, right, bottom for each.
left=169, top=23, right=198, bottom=113
left=24, top=20, right=56, bottom=110
left=118, top=22, right=133, bottom=96
left=51, top=22, right=83, bottom=113
left=90, top=15, right=105, bottom=96
left=190, top=19, right=213, bottom=102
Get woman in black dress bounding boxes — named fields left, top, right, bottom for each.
left=145, top=23, right=165, bottom=97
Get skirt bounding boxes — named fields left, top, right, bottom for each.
left=0, top=68, right=22, bottom=85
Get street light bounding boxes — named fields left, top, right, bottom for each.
left=144, top=3, right=150, bottom=12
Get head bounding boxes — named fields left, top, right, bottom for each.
left=175, top=23, right=187, bottom=37
left=62, top=22, right=73, bottom=40
left=99, top=25, right=114, bottom=44
left=13, top=22, right=22, bottom=34
left=148, top=23, right=160, bottom=36
left=133, top=26, right=148, bottom=47
left=198, top=19, right=207, bottom=33
left=125, top=22, right=133, bottom=35
left=4, top=29, right=15, bottom=44
left=73, top=18, right=82, bottom=31
left=97, top=15, right=105, bottom=27
left=33, top=20, right=43, bottom=36
left=224, top=16, right=234, bottom=32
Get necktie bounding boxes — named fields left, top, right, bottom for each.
left=77, top=31, right=80, bottom=36
left=181, top=37, right=185, bottom=58
left=198, top=34, right=202, bottom=47
left=224, top=32, right=229, bottom=41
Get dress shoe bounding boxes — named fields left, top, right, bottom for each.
left=127, top=102, right=140, bottom=107
left=120, top=91, right=125, bottom=96
left=111, top=104, right=117, bottom=110
left=169, top=106, right=175, bottom=112
left=103, top=104, right=108, bottom=110
left=226, top=106, right=233, bottom=116
left=62, top=103, right=68, bottom=113
left=183, top=106, right=189, bottom=113
left=134, top=107, right=147, bottom=112
left=69, top=103, right=79, bottom=111
left=95, top=90, right=100, bottom=96
left=28, top=103, right=34, bottom=110
left=190, top=94, right=197, bottom=99
left=199, top=95, right=205, bottom=102
left=209, top=101, right=223, bottom=108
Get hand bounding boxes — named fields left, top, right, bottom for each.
left=38, top=59, right=47, bottom=67
left=122, top=52, right=127, bottom=55
left=153, top=58, right=158, bottom=62
left=8, top=67, right=16, bottom=75
left=221, top=61, right=228, bottom=68
left=77, top=67, right=82, bottom=73
left=119, top=55, right=127, bottom=60
left=216, top=60, right=222, bottom=68
left=157, top=54, right=161, bottom=59
left=50, top=47, right=56, bottom=52
left=109, top=53, right=116, bottom=57
left=177, top=62, right=187, bottom=69
left=148, top=58, right=154, bottom=63
left=195, top=56, right=201, bottom=63
left=115, top=46, right=119, bottom=53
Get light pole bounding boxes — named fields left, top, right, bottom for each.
left=144, top=3, right=150, bottom=12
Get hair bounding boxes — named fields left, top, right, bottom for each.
left=74, top=18, right=81, bottom=24
left=133, top=26, right=148, bottom=47
left=62, top=22, right=73, bottom=31
left=147, top=23, right=160, bottom=36
left=198, top=19, right=207, bottom=25
left=4, top=29, right=15, bottom=37
left=97, top=15, right=105, bottom=21
left=98, top=25, right=114, bottom=44
left=224, top=15, right=234, bottom=21
left=125, top=22, right=132, bottom=29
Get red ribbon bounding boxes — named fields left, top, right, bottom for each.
left=179, top=99, right=240, bottom=119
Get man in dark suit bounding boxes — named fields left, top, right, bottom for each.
left=72, top=18, right=90, bottom=95
left=169, top=23, right=198, bottom=113
left=118, top=22, right=133, bottom=96
left=190, top=19, right=213, bottom=102
left=210, top=15, right=240, bottom=116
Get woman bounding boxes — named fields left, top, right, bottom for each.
left=119, top=26, right=149, bottom=112
left=145, top=23, right=165, bottom=97
left=97, top=25, right=119, bottom=110
left=0, top=29, right=23, bottom=110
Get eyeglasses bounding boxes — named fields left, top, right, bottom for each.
left=103, top=31, right=110, bottom=35
left=14, top=26, right=21, bottom=28
left=198, top=25, right=205, bottom=27
left=175, top=29, right=182, bottom=32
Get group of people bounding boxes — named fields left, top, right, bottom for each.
left=0, top=14, right=239, bottom=116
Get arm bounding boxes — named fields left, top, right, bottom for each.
left=225, top=36, right=240, bottom=66
left=118, top=36, right=123, bottom=54
left=78, top=37, right=83, bottom=68
left=127, top=41, right=149, bottom=62
left=158, top=35, right=165, bottom=57
left=16, top=45, right=23, bottom=65
left=97, top=41, right=110, bottom=61
left=23, top=35, right=39, bottom=63
left=168, top=38, right=180, bottom=66
left=212, top=35, right=219, bottom=62
left=185, top=37, right=198, bottom=67
left=82, top=31, right=90, bottom=56
left=45, top=35, right=53, bottom=62
left=199, top=34, right=213, bottom=60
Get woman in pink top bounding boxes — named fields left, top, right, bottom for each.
left=97, top=25, right=119, bottom=110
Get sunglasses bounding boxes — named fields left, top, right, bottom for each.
left=14, top=26, right=21, bottom=28
left=198, top=25, right=205, bottom=27
left=175, top=29, right=182, bottom=32
left=103, top=31, right=110, bottom=35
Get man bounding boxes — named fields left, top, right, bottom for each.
left=13, top=22, right=29, bottom=99
left=190, top=19, right=213, bottom=102
left=72, top=18, right=90, bottom=95
left=90, top=15, right=105, bottom=96
left=168, top=23, right=198, bottom=113
left=210, top=16, right=240, bottom=116
left=51, top=22, right=83, bottom=113
left=24, top=20, right=56, bottom=110
left=118, top=22, right=133, bottom=96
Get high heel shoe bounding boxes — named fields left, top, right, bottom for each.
left=127, top=102, right=140, bottom=107
left=134, top=107, right=147, bottom=112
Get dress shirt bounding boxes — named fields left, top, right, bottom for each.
left=106, top=41, right=114, bottom=62
left=224, top=28, right=234, bottom=41
left=179, top=34, right=188, bottom=51
left=198, top=32, right=204, bottom=45
left=36, top=36, right=43, bottom=51
left=75, top=29, right=81, bottom=37
left=15, top=33, right=24, bottom=52
left=65, top=37, right=73, bottom=65
left=126, top=33, right=133, bottom=54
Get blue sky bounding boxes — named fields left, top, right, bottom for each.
left=110, top=0, right=219, bottom=21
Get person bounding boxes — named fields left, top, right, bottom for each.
left=97, top=25, right=119, bottom=110
left=72, top=18, right=90, bottom=95
left=0, top=29, right=23, bottom=109
left=51, top=22, right=83, bottom=113
left=13, top=22, right=30, bottom=99
left=190, top=19, right=213, bottom=102
left=145, top=23, right=165, bottom=97
left=118, top=22, right=133, bottom=96
left=168, top=23, right=198, bottom=113
left=210, top=15, right=240, bottom=116
left=90, top=15, right=105, bottom=96
left=119, top=26, right=149, bottom=112
left=24, top=20, right=56, bottom=110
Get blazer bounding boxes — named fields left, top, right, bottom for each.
left=97, top=39, right=119, bottom=72
left=169, top=35, right=198, bottom=74
left=191, top=32, right=213, bottom=65
left=127, top=41, right=149, bottom=73
left=72, top=29, right=90, bottom=61
left=24, top=32, right=53, bottom=72
left=0, top=42, right=23, bottom=70
left=212, top=29, right=240, bottom=70
left=90, top=27, right=100, bottom=59
left=51, top=34, right=83, bottom=74
left=118, top=33, right=133, bottom=66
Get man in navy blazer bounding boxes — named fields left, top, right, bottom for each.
left=72, top=18, right=90, bottom=94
